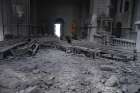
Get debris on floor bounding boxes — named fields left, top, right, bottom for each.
left=0, top=48, right=140, bottom=93
left=0, top=39, right=40, bottom=60
left=13, top=40, right=40, bottom=56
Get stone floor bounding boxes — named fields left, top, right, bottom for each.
left=0, top=48, right=140, bottom=93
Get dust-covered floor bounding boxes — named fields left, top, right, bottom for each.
left=0, top=49, right=140, bottom=93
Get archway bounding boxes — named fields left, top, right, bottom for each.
left=54, top=18, right=64, bottom=39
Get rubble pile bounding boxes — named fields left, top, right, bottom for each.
left=0, top=39, right=40, bottom=60
left=0, top=49, right=140, bottom=93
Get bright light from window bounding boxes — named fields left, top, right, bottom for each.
left=55, top=24, right=61, bottom=38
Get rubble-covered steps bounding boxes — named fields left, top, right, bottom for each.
left=0, top=49, right=140, bottom=93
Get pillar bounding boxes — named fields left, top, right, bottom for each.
left=89, top=14, right=97, bottom=42
left=135, top=21, right=140, bottom=52
left=0, top=0, right=4, bottom=41
left=88, top=0, right=97, bottom=42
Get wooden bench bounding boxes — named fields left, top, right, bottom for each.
left=100, top=48, right=135, bottom=62
left=69, top=46, right=101, bottom=59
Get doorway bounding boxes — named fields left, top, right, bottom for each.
left=54, top=18, right=64, bottom=39
left=54, top=23, right=61, bottom=38
left=113, top=22, right=122, bottom=38
left=116, top=22, right=122, bottom=38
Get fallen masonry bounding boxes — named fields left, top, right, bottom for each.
left=42, top=41, right=136, bottom=62
left=0, top=39, right=139, bottom=93
left=0, top=38, right=136, bottom=62
left=0, top=48, right=140, bottom=93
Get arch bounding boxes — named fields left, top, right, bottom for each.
left=55, top=18, right=64, bottom=24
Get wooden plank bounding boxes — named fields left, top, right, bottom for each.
left=0, top=41, right=27, bottom=53
left=0, top=41, right=27, bottom=59
left=31, top=43, right=39, bottom=55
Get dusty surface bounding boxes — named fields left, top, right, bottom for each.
left=0, top=48, right=140, bottom=93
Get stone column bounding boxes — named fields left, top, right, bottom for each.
left=135, top=21, right=140, bottom=52
left=0, top=0, right=4, bottom=41
left=89, top=14, right=97, bottom=42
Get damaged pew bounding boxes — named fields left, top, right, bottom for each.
left=12, top=40, right=40, bottom=56
left=0, top=41, right=27, bottom=59
left=100, top=48, right=137, bottom=62
left=41, top=42, right=101, bottom=59
left=70, top=46, right=101, bottom=58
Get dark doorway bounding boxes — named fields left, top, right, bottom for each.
left=115, top=22, right=122, bottom=38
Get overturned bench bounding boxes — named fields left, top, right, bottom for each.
left=0, top=41, right=27, bottom=59
left=12, top=40, right=40, bottom=56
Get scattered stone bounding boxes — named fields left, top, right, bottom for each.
left=103, top=87, right=122, bottom=93
left=105, top=75, right=119, bottom=87
left=100, top=79, right=106, bottom=84
left=80, top=80, right=91, bottom=86
left=0, top=47, right=139, bottom=93
left=126, top=84, right=140, bottom=93
left=32, top=69, right=40, bottom=74
left=100, top=65, right=116, bottom=72
left=0, top=76, right=22, bottom=89
left=17, top=86, right=37, bottom=93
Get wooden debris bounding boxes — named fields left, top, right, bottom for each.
left=0, top=40, right=40, bottom=60
left=99, top=47, right=136, bottom=62
left=41, top=42, right=101, bottom=59
left=40, top=41, right=137, bottom=62
left=0, top=41, right=27, bottom=59
left=14, top=40, right=40, bottom=56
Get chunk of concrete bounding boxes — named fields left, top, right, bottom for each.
left=105, top=75, right=119, bottom=87
left=17, top=86, right=45, bottom=93
left=126, top=84, right=140, bottom=93
left=100, top=65, right=116, bottom=72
